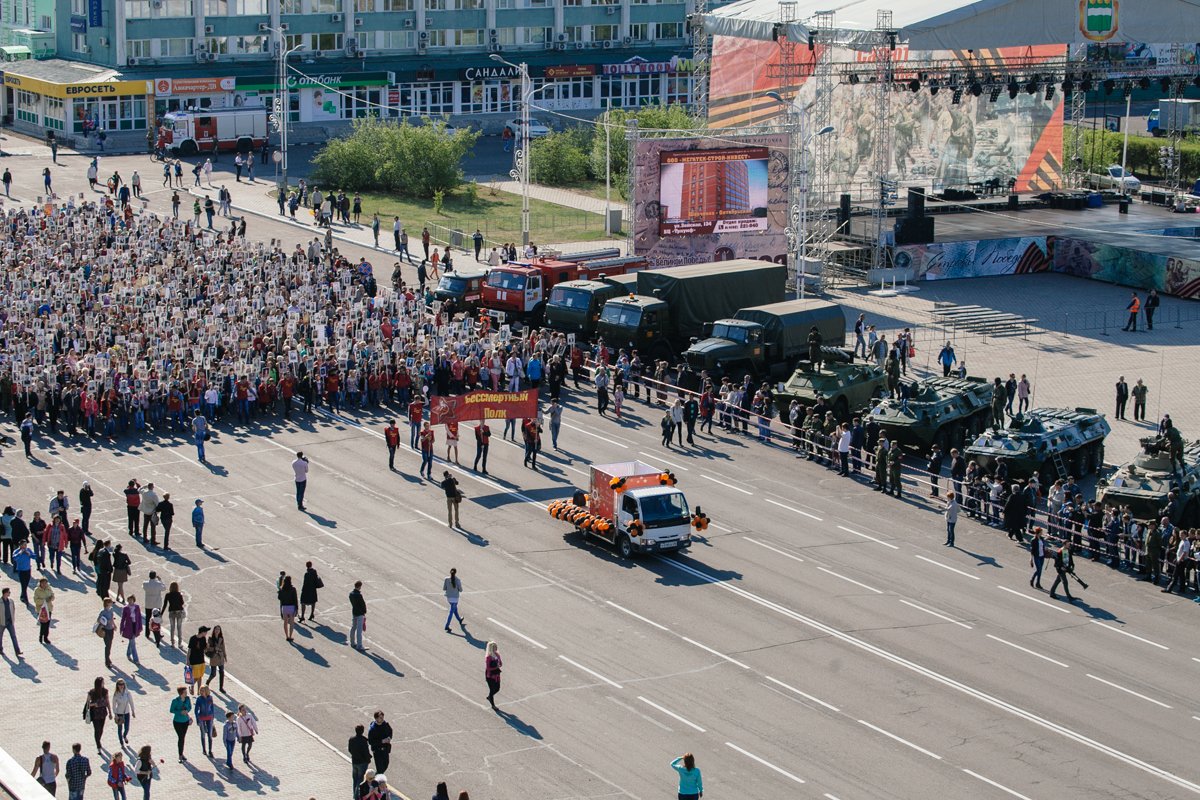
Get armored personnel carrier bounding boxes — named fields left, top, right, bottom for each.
left=868, top=376, right=994, bottom=451
left=965, top=407, right=1110, bottom=483
left=1097, top=436, right=1200, bottom=523
left=772, top=355, right=888, bottom=422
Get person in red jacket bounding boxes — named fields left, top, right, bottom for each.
left=279, top=374, right=295, bottom=420
left=384, top=420, right=401, bottom=470
left=408, top=397, right=424, bottom=449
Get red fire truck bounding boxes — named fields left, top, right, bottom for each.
left=482, top=254, right=646, bottom=324
left=160, top=106, right=269, bottom=156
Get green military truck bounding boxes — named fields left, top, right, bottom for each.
left=545, top=273, right=639, bottom=338
left=596, top=260, right=787, bottom=360
left=683, top=299, right=845, bottom=382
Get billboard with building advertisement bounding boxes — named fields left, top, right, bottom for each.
left=632, top=134, right=787, bottom=267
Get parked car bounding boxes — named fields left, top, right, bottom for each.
left=505, top=118, right=550, bottom=138
left=1085, top=164, right=1141, bottom=193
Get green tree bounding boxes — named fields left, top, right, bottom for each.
left=530, top=128, right=593, bottom=186
left=311, top=116, right=479, bottom=198
left=589, top=104, right=700, bottom=198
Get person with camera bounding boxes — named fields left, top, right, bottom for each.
left=441, top=471, right=462, bottom=529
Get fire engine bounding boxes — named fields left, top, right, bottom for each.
left=482, top=254, right=646, bottom=324
left=160, top=106, right=269, bottom=156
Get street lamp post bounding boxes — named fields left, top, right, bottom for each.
left=766, top=92, right=834, bottom=299
left=491, top=54, right=531, bottom=246
left=268, top=28, right=305, bottom=193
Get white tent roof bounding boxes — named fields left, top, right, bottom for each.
left=704, top=0, right=1200, bottom=51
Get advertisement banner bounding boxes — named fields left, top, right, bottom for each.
left=429, top=390, right=539, bottom=425
left=155, top=77, right=236, bottom=96
left=87, top=0, right=102, bottom=27
left=894, top=237, right=1050, bottom=280
left=632, top=134, right=788, bottom=267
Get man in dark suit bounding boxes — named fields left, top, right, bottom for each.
left=1114, top=376, right=1129, bottom=420
left=1049, top=543, right=1077, bottom=602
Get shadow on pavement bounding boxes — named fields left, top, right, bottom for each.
left=493, top=707, right=542, bottom=740
left=290, top=640, right=330, bottom=667
left=365, top=651, right=404, bottom=677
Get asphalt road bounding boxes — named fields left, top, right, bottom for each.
left=24, top=379, right=1197, bottom=800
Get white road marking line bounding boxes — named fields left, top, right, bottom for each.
left=520, top=566, right=595, bottom=603
left=563, top=464, right=589, bottom=477
left=680, top=636, right=750, bottom=670
left=1193, top=716, right=1200, bottom=723
left=961, top=769, right=1035, bottom=800
left=305, top=520, right=352, bottom=547
left=995, top=585, right=1072, bottom=614
left=817, top=566, right=884, bottom=594
left=986, top=634, right=1069, bottom=668
left=638, top=451, right=689, bottom=471
left=711, top=522, right=733, bottom=532
left=606, top=600, right=670, bottom=631
left=764, top=676, right=840, bottom=712
left=857, top=720, right=943, bottom=760
left=824, top=795, right=842, bottom=800
left=724, top=742, right=806, bottom=784
left=701, top=473, right=753, bottom=495
left=1192, top=657, right=1200, bottom=665
left=560, top=420, right=629, bottom=448
left=559, top=655, right=623, bottom=689
left=897, top=599, right=973, bottom=629
left=607, top=696, right=672, bottom=731
left=915, top=554, right=981, bottom=580
left=1090, top=620, right=1170, bottom=651
left=637, top=696, right=706, bottom=732
left=659, top=557, right=1200, bottom=797
left=836, top=524, right=900, bottom=550
left=743, top=537, right=805, bottom=563
left=763, top=497, right=822, bottom=520
left=486, top=617, right=548, bottom=649
left=1086, top=674, right=1172, bottom=709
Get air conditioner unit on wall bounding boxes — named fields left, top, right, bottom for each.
left=98, top=36, right=109, bottom=45
left=127, top=57, right=139, bottom=66
left=605, top=4, right=615, bottom=13
left=574, top=41, right=583, bottom=49
left=279, top=22, right=289, bottom=30
left=355, top=17, right=363, bottom=26
left=403, top=18, right=413, bottom=27
left=203, top=24, right=213, bottom=33
left=331, top=13, right=343, bottom=22
left=602, top=39, right=612, bottom=48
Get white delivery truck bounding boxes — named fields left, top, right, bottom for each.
left=549, top=460, right=708, bottom=558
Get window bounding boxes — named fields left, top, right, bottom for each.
left=280, top=0, right=302, bottom=11
left=665, top=75, right=690, bottom=105
left=564, top=24, right=582, bottom=41
left=314, top=32, right=343, bottom=50
left=39, top=13, right=51, bottom=28
left=312, top=0, right=339, bottom=8
left=236, top=34, right=269, bottom=52
left=238, top=0, right=267, bottom=11
left=454, top=29, right=484, bottom=46
left=380, top=30, right=414, bottom=48
left=355, top=0, right=374, bottom=9
left=160, top=37, right=195, bottom=57
left=346, top=88, right=382, bottom=118
left=424, top=29, right=447, bottom=47
left=72, top=0, right=86, bottom=12
left=654, top=22, right=682, bottom=39
left=206, top=0, right=228, bottom=13
left=161, top=0, right=193, bottom=16
left=425, top=0, right=446, bottom=7
left=206, top=36, right=230, bottom=54
left=563, top=0, right=583, bottom=5
left=44, top=96, right=64, bottom=131
left=127, top=39, right=151, bottom=58
left=15, top=90, right=38, bottom=124
left=494, top=27, right=515, bottom=45
left=527, top=0, right=549, bottom=6
left=384, top=0, right=413, bottom=8
left=495, top=0, right=513, bottom=7
left=284, top=33, right=304, bottom=50
left=630, top=0, right=651, bottom=5
left=124, top=0, right=151, bottom=18
left=522, top=26, right=550, bottom=44
left=593, top=24, right=618, bottom=41
left=628, top=23, right=647, bottom=39
left=71, top=33, right=87, bottom=53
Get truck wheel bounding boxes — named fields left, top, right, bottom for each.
left=179, top=140, right=198, bottom=157
left=617, top=535, right=634, bottom=559
left=236, top=136, right=253, bottom=154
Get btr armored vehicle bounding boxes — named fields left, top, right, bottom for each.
left=773, top=356, right=888, bottom=422
left=868, top=376, right=994, bottom=451
left=965, top=407, right=1110, bottom=483
left=1097, top=436, right=1200, bottom=524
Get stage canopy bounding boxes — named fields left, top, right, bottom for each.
left=703, top=0, right=1200, bottom=51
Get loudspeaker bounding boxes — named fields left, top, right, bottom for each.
left=1007, top=193, right=1019, bottom=210
left=894, top=217, right=935, bottom=245
left=906, top=187, right=926, bottom=218
left=837, top=193, right=851, bottom=233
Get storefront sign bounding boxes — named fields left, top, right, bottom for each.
left=154, top=77, right=236, bottom=96
left=602, top=56, right=692, bottom=75
left=428, top=389, right=538, bottom=425
left=237, top=72, right=393, bottom=92
left=387, top=89, right=400, bottom=103
left=3, top=73, right=150, bottom=99
left=415, top=69, right=435, bottom=82
left=461, top=65, right=522, bottom=81
left=87, top=0, right=102, bottom=27
left=544, top=65, right=596, bottom=78
left=69, top=15, right=87, bottom=33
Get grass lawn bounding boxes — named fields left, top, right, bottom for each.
left=284, top=186, right=611, bottom=245
left=536, top=179, right=626, bottom=204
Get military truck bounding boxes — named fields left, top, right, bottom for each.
left=965, top=407, right=1111, bottom=483
left=545, top=273, right=639, bottom=338
left=596, top=260, right=787, bottom=360
left=683, top=299, right=846, bottom=382
left=432, top=267, right=489, bottom=314
left=868, top=376, right=995, bottom=451
left=1097, top=437, right=1200, bottom=524
left=774, top=358, right=888, bottom=422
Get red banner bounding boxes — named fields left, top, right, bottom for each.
left=429, top=390, right=539, bottom=425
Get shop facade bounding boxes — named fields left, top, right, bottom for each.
left=1, top=69, right=150, bottom=136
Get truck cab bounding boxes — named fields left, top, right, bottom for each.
left=684, top=319, right=765, bottom=379
left=546, top=274, right=639, bottom=337
left=433, top=267, right=489, bottom=313
left=596, top=295, right=672, bottom=359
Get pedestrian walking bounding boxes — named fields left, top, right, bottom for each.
left=1049, top=543, right=1077, bottom=602
left=64, top=743, right=92, bottom=800
left=1122, top=291, right=1140, bottom=331
left=485, top=641, right=502, bottom=708
left=419, top=423, right=435, bottom=479
left=349, top=725, right=372, bottom=796
left=195, top=686, right=216, bottom=757
left=191, top=499, right=205, bottom=548
left=204, top=626, right=227, bottom=692
left=105, top=752, right=132, bottom=800
left=293, top=451, right=309, bottom=510
left=120, top=595, right=143, bottom=664
left=1131, top=379, right=1149, bottom=421
left=473, top=421, right=490, bottom=473
left=164, top=582, right=185, bottom=648
left=134, top=745, right=157, bottom=800
left=186, top=627, right=209, bottom=695
left=384, top=420, right=400, bottom=469
left=299, top=562, right=323, bottom=622
left=155, top=495, right=173, bottom=550
left=1029, top=527, right=1047, bottom=589
left=671, top=753, right=703, bottom=800
left=0, top=587, right=22, bottom=657
left=372, top=213, right=381, bottom=247
left=233, top=704, right=259, bottom=764
left=1, top=168, right=11, bottom=197
left=278, top=575, right=298, bottom=642
left=1145, top=288, right=1160, bottom=330
left=192, top=412, right=208, bottom=463
left=169, top=687, right=192, bottom=762
left=441, top=471, right=462, bottom=528
left=112, top=679, right=135, bottom=747
left=85, top=677, right=111, bottom=753
left=33, top=578, right=54, bottom=644
left=112, top=545, right=131, bottom=603
left=349, top=580, right=367, bottom=651
left=95, top=597, right=117, bottom=668
left=366, top=711, right=394, bottom=774
left=31, top=740, right=59, bottom=797
left=21, top=412, right=34, bottom=457
left=442, top=568, right=465, bottom=632
left=221, top=712, right=238, bottom=770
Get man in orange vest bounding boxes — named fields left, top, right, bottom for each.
left=1122, top=292, right=1141, bottom=332
left=384, top=420, right=401, bottom=470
